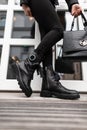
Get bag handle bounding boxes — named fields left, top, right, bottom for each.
left=71, top=12, right=87, bottom=31
left=81, top=13, right=87, bottom=26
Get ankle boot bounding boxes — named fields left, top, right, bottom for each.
left=11, top=51, right=41, bottom=97
left=40, top=66, right=80, bottom=99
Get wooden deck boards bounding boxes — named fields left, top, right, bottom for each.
left=0, top=93, right=87, bottom=130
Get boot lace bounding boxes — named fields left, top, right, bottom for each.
left=53, top=71, right=60, bottom=81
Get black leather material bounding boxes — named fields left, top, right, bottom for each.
left=11, top=61, right=32, bottom=97
left=63, top=30, right=87, bottom=52
left=63, top=30, right=87, bottom=61
left=40, top=66, right=80, bottom=99
left=11, top=52, right=40, bottom=97
left=63, top=13, right=87, bottom=61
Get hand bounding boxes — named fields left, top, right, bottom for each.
left=71, top=4, right=82, bottom=17
left=22, top=4, right=32, bottom=17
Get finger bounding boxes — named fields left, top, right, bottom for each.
left=72, top=10, right=82, bottom=17
left=71, top=11, right=76, bottom=16
left=29, top=11, right=32, bottom=17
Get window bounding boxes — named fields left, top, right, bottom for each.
left=0, top=0, right=8, bottom=5
left=0, top=11, right=6, bottom=38
left=0, top=46, right=2, bottom=64
left=7, top=45, right=34, bottom=79
left=12, top=11, right=35, bottom=38
left=15, top=0, right=20, bottom=5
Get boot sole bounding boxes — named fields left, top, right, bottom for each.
left=12, top=62, right=32, bottom=97
left=40, top=90, right=80, bottom=100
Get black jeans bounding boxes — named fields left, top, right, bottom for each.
left=29, top=0, right=64, bottom=66
left=38, top=23, right=53, bottom=67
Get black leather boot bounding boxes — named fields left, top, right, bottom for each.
left=40, top=66, right=80, bottom=99
left=11, top=51, right=41, bottom=97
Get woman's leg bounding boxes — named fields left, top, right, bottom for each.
left=38, top=23, right=53, bottom=67
left=29, top=0, right=63, bottom=60
left=11, top=0, right=80, bottom=99
left=38, top=23, right=53, bottom=91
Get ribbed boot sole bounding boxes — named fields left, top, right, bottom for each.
left=40, top=90, right=80, bottom=100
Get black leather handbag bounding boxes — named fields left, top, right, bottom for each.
left=62, top=13, right=87, bottom=61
